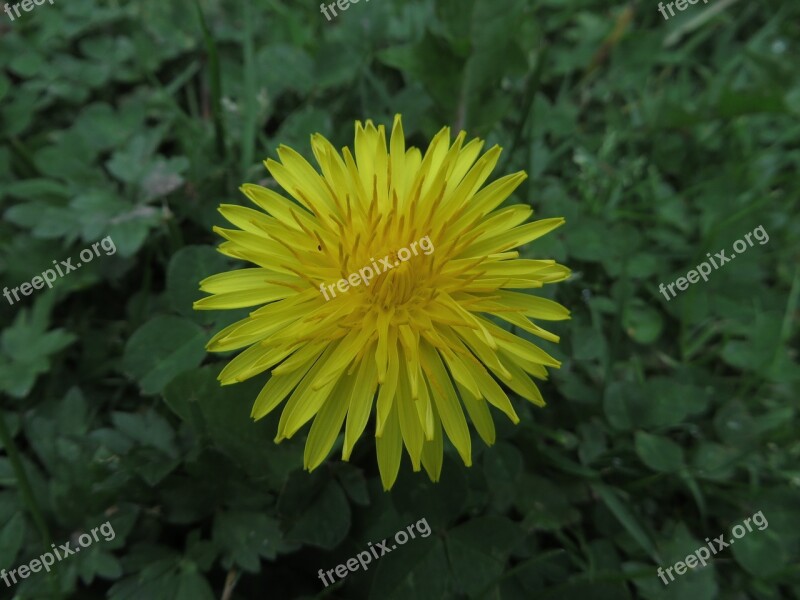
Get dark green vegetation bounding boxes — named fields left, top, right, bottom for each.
left=1, top=0, right=799, bottom=598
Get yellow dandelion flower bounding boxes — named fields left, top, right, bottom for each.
left=195, top=115, right=570, bottom=490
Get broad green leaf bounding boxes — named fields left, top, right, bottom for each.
left=121, top=316, right=207, bottom=395
left=483, top=442, right=523, bottom=512
left=635, top=432, right=685, bottom=473
left=213, top=511, right=284, bottom=572
left=163, top=365, right=303, bottom=482
left=285, top=480, right=351, bottom=550
left=623, top=299, right=664, bottom=345
left=731, top=527, right=786, bottom=577
left=445, top=516, right=523, bottom=598
left=369, top=537, right=450, bottom=600
left=166, top=245, right=231, bottom=318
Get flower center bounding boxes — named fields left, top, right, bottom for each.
left=371, top=257, right=418, bottom=307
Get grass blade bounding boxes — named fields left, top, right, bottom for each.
left=193, top=0, right=228, bottom=163
left=241, top=0, right=257, bottom=178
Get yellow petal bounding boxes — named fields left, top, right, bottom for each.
left=389, top=114, right=406, bottom=201
left=453, top=325, right=510, bottom=379
left=342, top=343, right=379, bottom=460
left=455, top=379, right=495, bottom=446
left=218, top=343, right=295, bottom=385
left=239, top=184, right=316, bottom=234
left=448, top=172, right=528, bottom=236
left=194, top=287, right=300, bottom=311
left=251, top=347, right=321, bottom=421
left=396, top=348, right=424, bottom=470
left=311, top=327, right=374, bottom=391
left=271, top=341, right=327, bottom=377
left=265, top=156, right=331, bottom=219
left=276, top=345, right=341, bottom=440
left=419, top=341, right=471, bottom=466
left=420, top=403, right=444, bottom=483
left=199, top=269, right=298, bottom=294
left=397, top=324, right=420, bottom=398
left=468, top=362, right=519, bottom=424
left=354, top=120, right=378, bottom=198
left=459, top=217, right=565, bottom=258
left=435, top=145, right=502, bottom=225
left=478, top=317, right=561, bottom=368
left=495, top=291, right=571, bottom=320
left=444, top=137, right=484, bottom=196
left=207, top=315, right=293, bottom=352
left=376, top=402, right=402, bottom=491
left=488, top=352, right=546, bottom=407
left=415, top=368, right=435, bottom=440
left=304, top=373, right=354, bottom=471
left=376, top=332, right=400, bottom=436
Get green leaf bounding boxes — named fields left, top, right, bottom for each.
left=163, top=365, right=303, bottom=481
left=2, top=179, right=72, bottom=200
left=108, top=217, right=158, bottom=258
left=0, top=299, right=76, bottom=398
left=336, top=464, right=370, bottom=507
left=377, top=32, right=463, bottom=112
left=632, top=522, right=719, bottom=599
left=69, top=189, right=129, bottom=242
left=713, top=401, right=757, bottom=447
left=691, top=442, right=740, bottom=481
left=213, top=511, right=284, bottom=572
left=635, top=432, right=685, bottom=472
left=370, top=537, right=451, bottom=600
left=111, top=409, right=178, bottom=457
left=604, top=382, right=655, bottom=431
left=572, top=322, right=607, bottom=361
left=550, top=581, right=632, bottom=600
left=174, top=571, right=215, bottom=600
left=604, top=379, right=707, bottom=431
left=3, top=202, right=80, bottom=240
left=71, top=103, right=139, bottom=153
left=731, top=527, right=786, bottom=577
left=121, top=316, right=207, bottom=395
left=166, top=245, right=230, bottom=319
left=518, top=473, right=581, bottom=531
left=256, top=44, right=314, bottom=96
left=285, top=480, right=351, bottom=550
left=483, top=442, right=523, bottom=512
left=623, top=299, right=664, bottom=344
left=445, top=516, right=523, bottom=598
left=104, top=132, right=161, bottom=184
left=593, top=483, right=661, bottom=563
left=391, top=455, right=469, bottom=530
left=108, top=554, right=182, bottom=600
left=0, top=513, right=25, bottom=567
left=91, top=551, right=124, bottom=580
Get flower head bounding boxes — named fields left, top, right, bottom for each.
left=195, top=115, right=570, bottom=489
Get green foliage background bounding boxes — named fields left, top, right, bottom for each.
left=1, top=0, right=799, bottom=598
